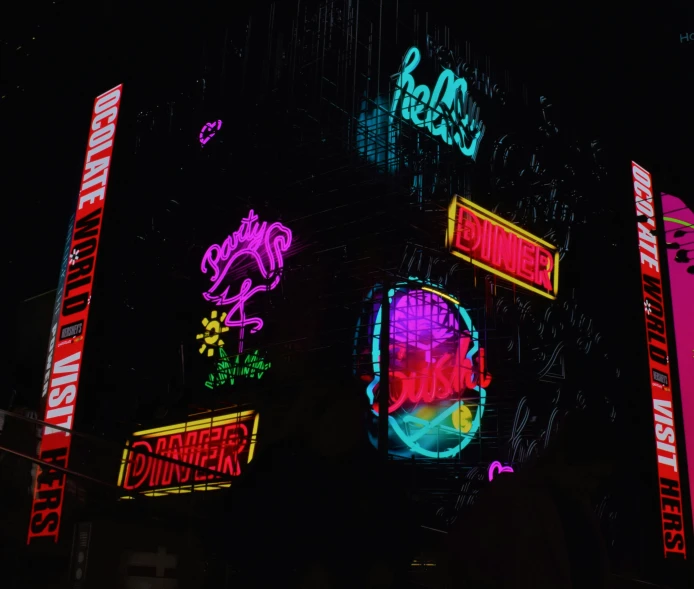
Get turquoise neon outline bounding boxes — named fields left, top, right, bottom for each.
left=366, top=279, right=486, bottom=457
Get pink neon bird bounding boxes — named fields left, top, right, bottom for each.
left=199, top=120, right=223, bottom=146
left=488, top=460, right=514, bottom=482
left=201, top=210, right=292, bottom=351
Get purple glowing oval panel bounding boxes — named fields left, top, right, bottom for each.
left=391, top=290, right=459, bottom=351
left=358, top=284, right=490, bottom=459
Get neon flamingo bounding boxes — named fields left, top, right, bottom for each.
left=201, top=210, right=292, bottom=352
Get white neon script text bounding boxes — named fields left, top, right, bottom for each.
left=201, top=210, right=292, bottom=351
left=391, top=47, right=484, bottom=159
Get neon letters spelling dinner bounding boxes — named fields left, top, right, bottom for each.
left=391, top=47, right=485, bottom=160
left=201, top=210, right=292, bottom=352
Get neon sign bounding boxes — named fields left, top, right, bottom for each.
left=661, top=193, right=694, bottom=536
left=488, top=461, right=514, bottom=482
left=199, top=120, right=222, bottom=146
left=196, top=310, right=229, bottom=357
left=391, top=47, right=485, bottom=160
left=447, top=196, right=560, bottom=300
left=117, top=410, right=259, bottom=496
left=201, top=210, right=292, bottom=353
left=29, top=84, right=123, bottom=544
left=205, top=348, right=271, bottom=389
left=631, top=162, right=686, bottom=558
left=360, top=282, right=490, bottom=458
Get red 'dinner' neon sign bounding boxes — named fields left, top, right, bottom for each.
left=117, top=410, right=259, bottom=496
left=28, top=84, right=123, bottom=544
left=447, top=196, right=559, bottom=300
left=632, top=161, right=686, bottom=558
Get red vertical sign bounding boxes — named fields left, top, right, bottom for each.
left=632, top=161, right=687, bottom=558
left=28, top=85, right=123, bottom=543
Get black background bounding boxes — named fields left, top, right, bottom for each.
left=2, top=0, right=692, bottom=585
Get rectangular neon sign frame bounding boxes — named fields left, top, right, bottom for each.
left=632, top=162, right=686, bottom=558
left=117, top=410, right=259, bottom=497
left=28, top=84, right=123, bottom=544
left=446, top=196, right=560, bottom=300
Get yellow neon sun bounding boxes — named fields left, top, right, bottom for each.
left=196, top=310, right=230, bottom=357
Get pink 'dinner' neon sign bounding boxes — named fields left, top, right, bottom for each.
left=201, top=210, right=292, bottom=352
left=200, top=120, right=223, bottom=146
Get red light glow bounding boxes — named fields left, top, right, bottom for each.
left=117, top=410, right=259, bottom=496
left=446, top=196, right=559, bottom=299
left=28, top=84, right=123, bottom=544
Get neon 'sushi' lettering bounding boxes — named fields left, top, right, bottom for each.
left=391, top=47, right=484, bottom=159
left=376, top=335, right=491, bottom=414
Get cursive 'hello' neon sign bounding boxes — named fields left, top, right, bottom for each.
left=201, top=210, right=292, bottom=352
left=391, top=47, right=485, bottom=160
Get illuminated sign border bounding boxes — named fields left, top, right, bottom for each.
left=117, top=410, right=260, bottom=497
left=391, top=46, right=485, bottom=160
left=631, top=162, right=686, bottom=558
left=28, top=84, right=123, bottom=544
left=446, top=195, right=560, bottom=300
left=367, top=280, right=487, bottom=459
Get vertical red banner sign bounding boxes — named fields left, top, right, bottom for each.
left=632, top=161, right=687, bottom=558
left=27, top=85, right=123, bottom=544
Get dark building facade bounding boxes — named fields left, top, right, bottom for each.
left=4, top=1, right=692, bottom=587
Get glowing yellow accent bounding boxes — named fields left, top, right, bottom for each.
left=247, top=413, right=260, bottom=463
left=196, top=311, right=230, bottom=356
left=447, top=195, right=559, bottom=301
left=414, top=406, right=438, bottom=423
left=116, top=443, right=130, bottom=487
left=451, top=403, right=473, bottom=433
left=132, top=409, right=256, bottom=438
left=421, top=286, right=460, bottom=306
left=118, top=410, right=257, bottom=497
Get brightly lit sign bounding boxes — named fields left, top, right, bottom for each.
left=360, top=282, right=490, bottom=458
left=631, top=162, right=686, bottom=558
left=117, top=410, right=259, bottom=496
left=201, top=209, right=292, bottom=353
left=446, top=196, right=560, bottom=300
left=205, top=348, right=271, bottom=389
left=391, top=47, right=485, bottom=160
left=199, top=120, right=222, bottom=146
left=661, top=192, right=694, bottom=537
left=28, top=84, right=123, bottom=544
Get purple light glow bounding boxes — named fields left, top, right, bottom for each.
left=200, top=120, right=223, bottom=146
left=391, top=290, right=459, bottom=355
left=201, top=210, right=292, bottom=352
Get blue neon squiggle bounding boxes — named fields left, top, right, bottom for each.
left=391, top=47, right=485, bottom=160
